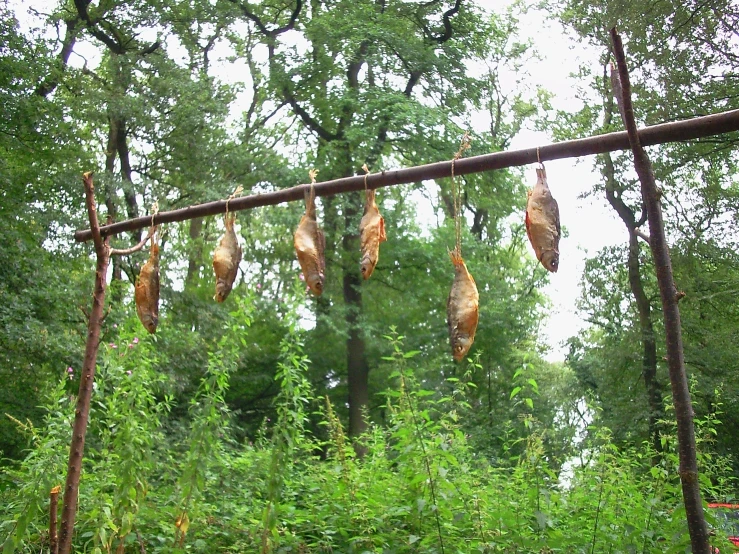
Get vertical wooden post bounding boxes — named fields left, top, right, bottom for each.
left=49, top=485, right=60, bottom=554
left=58, top=173, right=111, bottom=554
left=610, top=29, right=710, bottom=554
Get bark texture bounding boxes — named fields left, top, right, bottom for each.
left=58, top=173, right=111, bottom=554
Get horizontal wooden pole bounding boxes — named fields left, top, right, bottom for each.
left=74, top=108, right=739, bottom=243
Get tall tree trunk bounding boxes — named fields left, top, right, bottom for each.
left=602, top=147, right=663, bottom=452
left=610, top=30, right=709, bottom=554
left=104, top=117, right=123, bottom=296
left=343, top=190, right=369, bottom=454
left=115, top=118, right=140, bottom=242
left=185, top=217, right=204, bottom=287
left=626, top=231, right=663, bottom=452
left=601, top=71, right=664, bottom=452
left=59, top=174, right=110, bottom=554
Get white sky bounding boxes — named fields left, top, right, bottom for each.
left=11, top=0, right=630, bottom=361
left=490, top=2, right=626, bottom=360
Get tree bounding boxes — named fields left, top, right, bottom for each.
left=554, top=0, right=739, bottom=467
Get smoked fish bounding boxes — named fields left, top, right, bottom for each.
left=359, top=189, right=386, bottom=280
left=525, top=166, right=561, bottom=273
left=135, top=238, right=160, bottom=333
left=447, top=249, right=479, bottom=361
left=294, top=185, right=325, bottom=296
left=213, top=213, right=242, bottom=302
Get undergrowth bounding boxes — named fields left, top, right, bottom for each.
left=0, top=299, right=736, bottom=553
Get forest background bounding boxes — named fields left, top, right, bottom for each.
left=1, top=0, right=739, bottom=552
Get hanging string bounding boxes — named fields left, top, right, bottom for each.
left=362, top=163, right=370, bottom=190
left=150, top=200, right=159, bottom=245
left=225, top=184, right=244, bottom=217
left=451, top=131, right=471, bottom=255
left=308, top=168, right=318, bottom=195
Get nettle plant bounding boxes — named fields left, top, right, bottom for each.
left=2, top=322, right=737, bottom=553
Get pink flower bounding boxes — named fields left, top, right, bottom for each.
left=67, top=367, right=73, bottom=373
left=109, top=343, right=117, bottom=349
left=299, top=273, right=305, bottom=282
left=256, top=283, right=262, bottom=289
left=126, top=370, right=132, bottom=376
left=113, top=324, right=118, bottom=329
left=132, top=337, right=139, bottom=344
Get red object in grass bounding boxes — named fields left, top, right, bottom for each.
left=707, top=503, right=739, bottom=547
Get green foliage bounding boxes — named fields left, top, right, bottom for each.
left=2, top=332, right=736, bottom=553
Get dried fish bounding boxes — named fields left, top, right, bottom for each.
left=446, top=249, right=479, bottom=361
left=294, top=185, right=325, bottom=296
left=525, top=166, right=561, bottom=273
left=359, top=189, right=386, bottom=280
left=135, top=238, right=160, bottom=333
left=213, top=213, right=242, bottom=302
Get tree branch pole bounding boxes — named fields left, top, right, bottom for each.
left=58, top=172, right=111, bottom=554
left=49, top=485, right=60, bottom=554
left=74, top=108, right=739, bottom=242
left=610, top=28, right=710, bottom=554
left=58, top=173, right=154, bottom=554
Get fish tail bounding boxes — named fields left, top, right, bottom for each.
left=448, top=248, right=464, bottom=267
left=304, top=183, right=316, bottom=217
left=535, top=167, right=549, bottom=191
left=225, top=212, right=236, bottom=229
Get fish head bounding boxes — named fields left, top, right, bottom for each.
left=214, top=279, right=231, bottom=303
left=451, top=333, right=474, bottom=362
left=540, top=250, right=559, bottom=273
left=141, top=313, right=158, bottom=334
left=360, top=255, right=376, bottom=280
left=306, top=271, right=324, bottom=296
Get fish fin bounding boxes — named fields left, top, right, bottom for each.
left=448, top=248, right=464, bottom=267
left=379, top=215, right=387, bottom=243
left=525, top=209, right=534, bottom=245
left=152, top=268, right=160, bottom=309
left=304, top=184, right=316, bottom=218
left=535, top=166, right=547, bottom=187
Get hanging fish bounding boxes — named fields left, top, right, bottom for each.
left=294, top=184, right=325, bottom=296
left=212, top=213, right=242, bottom=302
left=447, top=249, right=479, bottom=362
left=525, top=165, right=561, bottom=272
left=135, top=237, right=160, bottom=333
left=359, top=188, right=386, bottom=280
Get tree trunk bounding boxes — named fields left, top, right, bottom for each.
left=104, top=117, right=123, bottom=294
left=58, top=174, right=110, bottom=554
left=115, top=118, right=140, bottom=242
left=626, top=231, right=663, bottom=452
left=602, top=147, right=663, bottom=452
left=185, top=217, right=204, bottom=287
left=343, top=190, right=369, bottom=454
left=610, top=30, right=709, bottom=554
